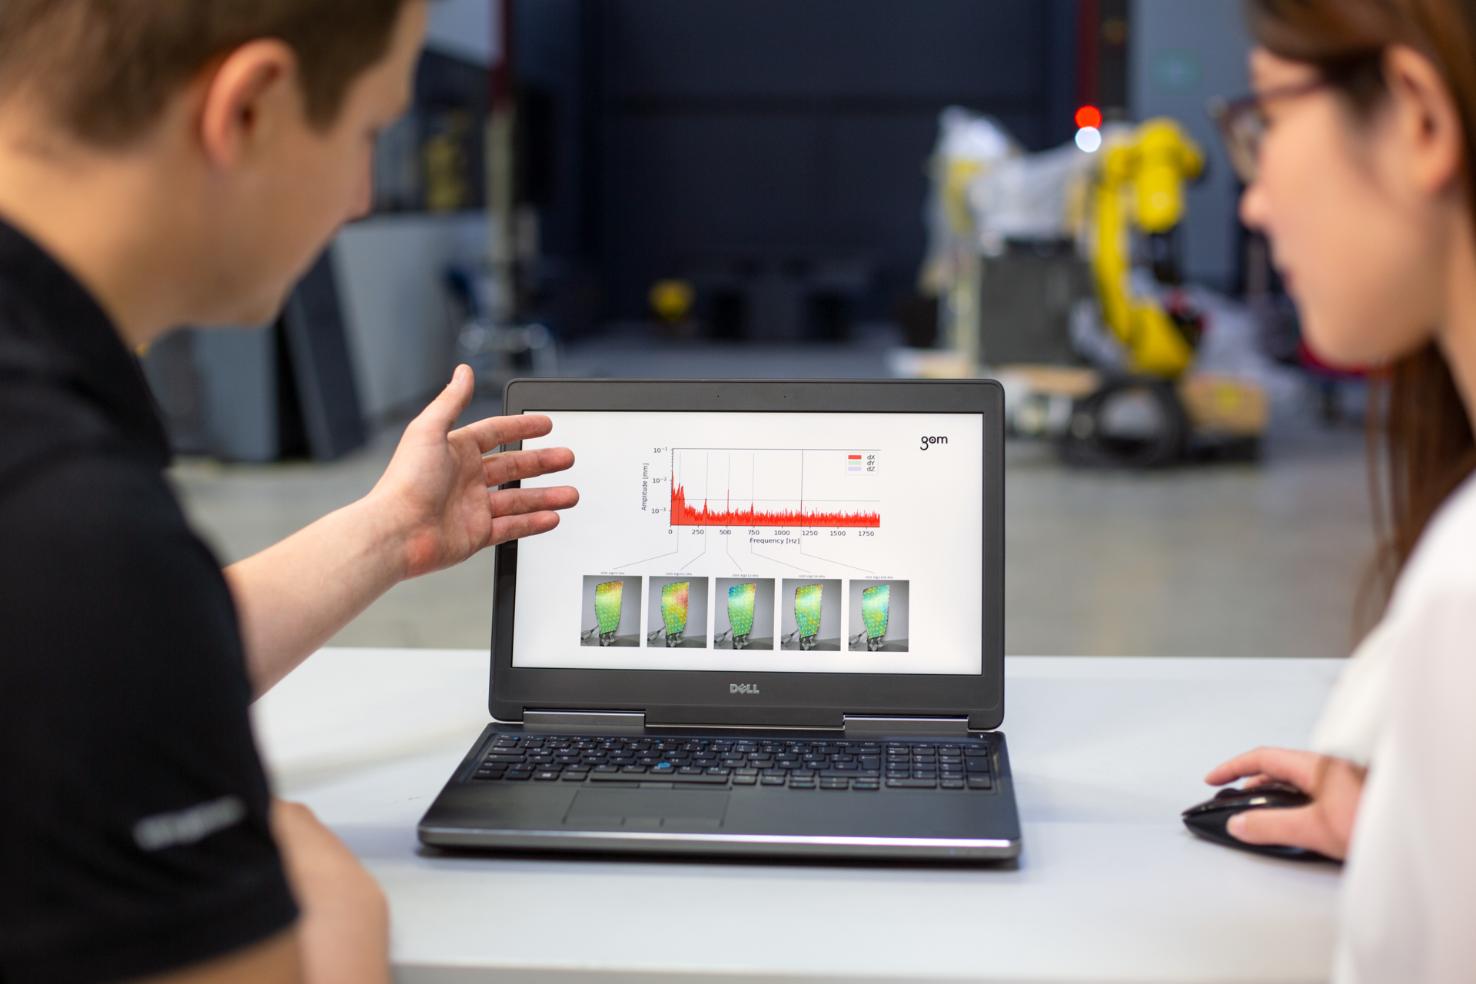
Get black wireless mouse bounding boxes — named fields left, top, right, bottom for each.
left=1181, top=781, right=1333, bottom=861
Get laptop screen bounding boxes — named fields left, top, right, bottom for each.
left=511, top=409, right=984, bottom=675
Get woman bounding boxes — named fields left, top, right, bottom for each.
left=1204, top=0, right=1476, bottom=979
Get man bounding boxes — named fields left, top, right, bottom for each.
left=0, top=2, right=578, bottom=981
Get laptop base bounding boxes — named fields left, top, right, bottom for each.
left=418, top=725, right=1022, bottom=864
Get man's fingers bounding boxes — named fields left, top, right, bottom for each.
left=415, top=364, right=476, bottom=435
left=489, top=486, right=579, bottom=517
left=489, top=510, right=562, bottom=545
left=459, top=413, right=554, bottom=453
left=482, top=447, right=575, bottom=487
left=1204, top=747, right=1321, bottom=791
left=1226, top=804, right=1321, bottom=850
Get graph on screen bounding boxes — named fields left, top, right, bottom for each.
left=669, top=447, right=880, bottom=528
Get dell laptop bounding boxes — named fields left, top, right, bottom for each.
left=418, top=378, right=1020, bottom=862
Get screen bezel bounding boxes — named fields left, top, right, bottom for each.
left=490, top=378, right=1005, bottom=730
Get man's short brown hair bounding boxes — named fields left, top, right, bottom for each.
left=0, top=0, right=415, bottom=147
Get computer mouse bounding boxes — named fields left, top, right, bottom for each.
left=1181, top=780, right=1332, bottom=861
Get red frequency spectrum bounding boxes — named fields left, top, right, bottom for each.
left=670, top=481, right=880, bottom=528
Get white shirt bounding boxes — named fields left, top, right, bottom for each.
left=1310, top=474, right=1476, bottom=983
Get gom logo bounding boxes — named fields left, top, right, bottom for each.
left=920, top=435, right=949, bottom=451
left=729, top=683, right=762, bottom=695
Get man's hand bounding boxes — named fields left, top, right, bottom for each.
left=368, top=364, right=578, bottom=579
left=227, top=365, right=578, bottom=697
left=270, top=801, right=389, bottom=984
left=1204, top=746, right=1366, bottom=860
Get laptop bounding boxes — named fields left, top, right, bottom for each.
left=417, top=378, right=1020, bottom=862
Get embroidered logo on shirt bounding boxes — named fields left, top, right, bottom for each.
left=133, top=795, right=247, bottom=851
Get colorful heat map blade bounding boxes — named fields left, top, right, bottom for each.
left=727, top=582, right=757, bottom=637
left=794, top=583, right=823, bottom=639
left=661, top=581, right=690, bottom=636
left=594, top=580, right=624, bottom=636
left=861, top=584, right=891, bottom=641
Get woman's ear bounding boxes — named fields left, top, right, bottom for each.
left=1382, top=44, right=1465, bottom=197
left=197, top=39, right=300, bottom=170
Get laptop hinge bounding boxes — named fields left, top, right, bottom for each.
left=842, top=715, right=973, bottom=737
left=523, top=709, right=647, bottom=733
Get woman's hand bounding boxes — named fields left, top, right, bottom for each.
left=368, top=365, right=578, bottom=579
left=1204, top=746, right=1367, bottom=860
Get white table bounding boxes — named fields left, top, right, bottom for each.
left=253, top=650, right=1346, bottom=983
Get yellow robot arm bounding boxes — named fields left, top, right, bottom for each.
left=1089, top=118, right=1203, bottom=378
left=1133, top=118, right=1204, bottom=234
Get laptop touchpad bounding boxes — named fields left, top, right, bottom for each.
left=564, top=788, right=730, bottom=828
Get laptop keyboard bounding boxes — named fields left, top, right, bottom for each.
left=468, top=734, right=995, bottom=791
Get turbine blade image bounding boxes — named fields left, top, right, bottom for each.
left=727, top=582, right=757, bottom=648
left=862, top=583, right=891, bottom=651
left=794, top=583, right=823, bottom=649
left=594, top=580, right=624, bottom=646
left=660, top=581, right=690, bottom=647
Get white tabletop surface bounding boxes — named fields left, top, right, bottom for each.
left=252, top=650, right=1346, bottom=983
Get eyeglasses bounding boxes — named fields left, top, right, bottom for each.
left=1208, top=78, right=1330, bottom=184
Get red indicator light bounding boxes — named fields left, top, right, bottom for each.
left=1075, top=105, right=1103, bottom=129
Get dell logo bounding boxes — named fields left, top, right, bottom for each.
left=729, top=683, right=762, bottom=695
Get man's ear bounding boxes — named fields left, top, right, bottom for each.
left=1382, top=44, right=1465, bottom=197
left=198, top=39, right=301, bottom=169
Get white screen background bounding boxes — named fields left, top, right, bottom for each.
left=511, top=411, right=984, bottom=675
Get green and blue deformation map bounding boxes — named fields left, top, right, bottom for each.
left=594, top=580, right=624, bottom=646
left=727, top=582, right=757, bottom=649
left=794, top=583, right=823, bottom=650
left=861, top=583, right=891, bottom=651
left=660, top=580, right=690, bottom=647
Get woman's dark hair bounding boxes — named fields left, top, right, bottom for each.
left=1246, top=0, right=1476, bottom=633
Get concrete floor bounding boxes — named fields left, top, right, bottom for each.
left=170, top=341, right=1375, bottom=659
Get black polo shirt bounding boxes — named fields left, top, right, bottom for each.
left=0, top=220, right=298, bottom=982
